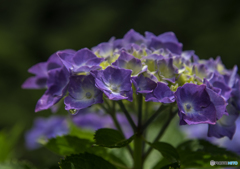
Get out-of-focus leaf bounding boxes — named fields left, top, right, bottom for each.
left=149, top=142, right=180, bottom=163
left=45, top=135, right=106, bottom=156
left=68, top=122, right=95, bottom=141
left=177, top=139, right=240, bottom=168
left=0, top=123, right=24, bottom=162
left=94, top=128, right=135, bottom=148
left=0, top=161, right=36, bottom=169
left=59, top=153, right=117, bottom=169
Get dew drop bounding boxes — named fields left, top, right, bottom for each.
left=69, top=109, right=77, bottom=115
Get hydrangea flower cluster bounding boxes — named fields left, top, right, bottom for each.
left=23, top=29, right=240, bottom=140
left=25, top=110, right=135, bottom=149
left=25, top=116, right=69, bottom=149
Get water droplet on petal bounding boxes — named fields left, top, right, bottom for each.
left=69, top=109, right=77, bottom=115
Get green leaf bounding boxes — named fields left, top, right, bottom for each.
left=0, top=123, right=24, bottom=162
left=45, top=135, right=106, bottom=156
left=94, top=128, right=135, bottom=148
left=0, top=161, right=36, bottom=169
left=177, top=139, right=240, bottom=168
left=68, top=122, right=94, bottom=141
left=59, top=153, right=117, bottom=169
left=150, top=142, right=180, bottom=163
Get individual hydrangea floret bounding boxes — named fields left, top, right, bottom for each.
left=92, top=37, right=115, bottom=58
left=155, top=58, right=177, bottom=83
left=204, top=73, right=232, bottom=101
left=25, top=116, right=69, bottom=150
left=205, top=87, right=228, bottom=120
left=64, top=74, right=103, bottom=111
left=208, top=102, right=239, bottom=139
left=57, top=48, right=104, bottom=75
left=132, top=72, right=157, bottom=94
left=145, top=31, right=183, bottom=55
left=91, top=66, right=133, bottom=101
left=121, top=29, right=146, bottom=47
left=22, top=49, right=74, bottom=89
left=112, top=51, right=147, bottom=76
left=175, top=83, right=217, bottom=125
left=145, top=82, right=175, bottom=103
left=35, top=67, right=70, bottom=112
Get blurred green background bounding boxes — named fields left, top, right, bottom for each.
left=0, top=0, right=240, bottom=168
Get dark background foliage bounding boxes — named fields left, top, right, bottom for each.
left=0, top=0, right=240, bottom=168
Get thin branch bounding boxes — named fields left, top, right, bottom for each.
left=141, top=105, right=168, bottom=132
left=117, top=100, right=137, bottom=132
left=143, top=110, right=177, bottom=160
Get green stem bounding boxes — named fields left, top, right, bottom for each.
left=141, top=105, right=168, bottom=132
left=117, top=100, right=137, bottom=132
left=99, top=103, right=133, bottom=158
left=137, top=94, right=143, bottom=129
left=143, top=110, right=177, bottom=160
left=134, top=134, right=143, bottom=169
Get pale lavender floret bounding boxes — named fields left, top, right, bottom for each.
left=22, top=49, right=74, bottom=89
left=25, top=116, right=69, bottom=150
left=91, top=67, right=133, bottom=101
left=64, top=75, right=103, bottom=111
left=175, top=83, right=217, bottom=125
left=192, top=64, right=209, bottom=81
left=112, top=29, right=146, bottom=49
left=35, top=67, right=70, bottom=112
left=155, top=58, right=177, bottom=83
left=224, top=65, right=238, bottom=88
left=208, top=102, right=239, bottom=139
left=203, top=56, right=227, bottom=74
left=145, top=82, right=175, bottom=103
left=112, top=51, right=147, bottom=76
left=92, top=37, right=115, bottom=58
left=132, top=72, right=157, bottom=94
left=145, top=31, right=183, bottom=55
left=57, top=48, right=104, bottom=75
left=122, top=29, right=146, bottom=46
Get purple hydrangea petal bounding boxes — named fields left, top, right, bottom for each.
left=35, top=67, right=70, bottom=112
left=205, top=73, right=232, bottom=101
left=123, top=29, right=146, bottom=45
left=35, top=93, right=63, bottom=112
left=132, top=72, right=157, bottom=94
left=208, top=103, right=239, bottom=139
left=92, top=40, right=114, bottom=58
left=22, top=62, right=48, bottom=89
left=22, top=50, right=74, bottom=89
left=145, top=82, right=175, bottom=103
left=58, top=48, right=104, bottom=74
left=91, top=67, right=133, bottom=101
left=64, top=75, right=103, bottom=110
left=28, top=62, right=48, bottom=76
left=224, top=65, right=238, bottom=88
left=112, top=51, right=144, bottom=76
left=175, top=83, right=217, bottom=125
left=147, top=32, right=182, bottom=54
left=206, top=88, right=228, bottom=120
left=22, top=76, right=47, bottom=89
